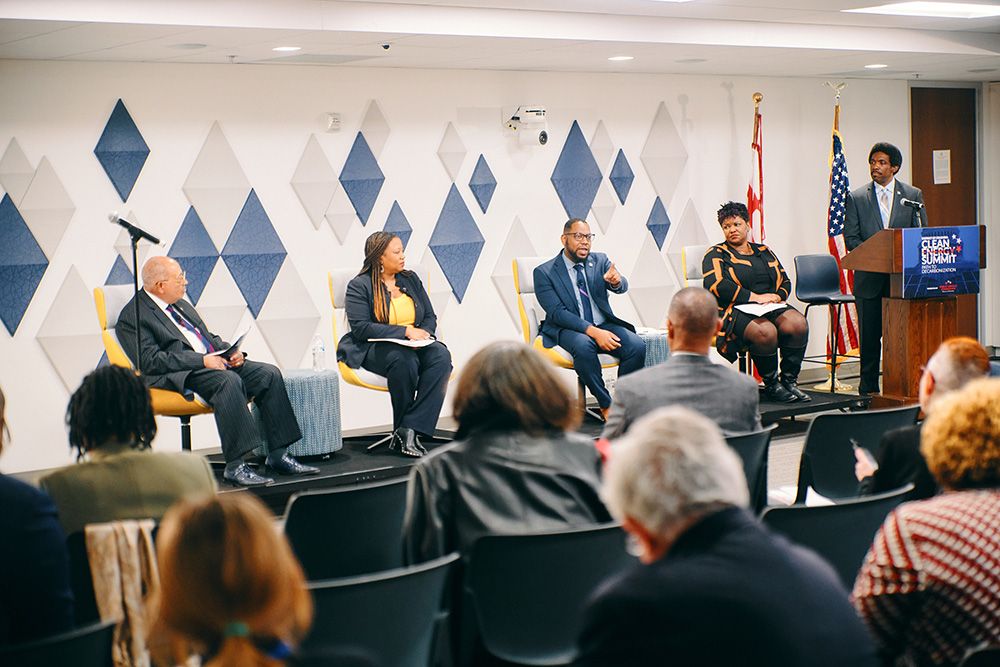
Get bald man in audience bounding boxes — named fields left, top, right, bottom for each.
left=854, top=336, right=990, bottom=500
left=575, top=407, right=878, bottom=666
left=602, top=286, right=760, bottom=438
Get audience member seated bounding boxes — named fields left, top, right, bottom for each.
left=853, top=378, right=1000, bottom=667
left=0, top=385, right=74, bottom=647
left=602, top=286, right=761, bottom=438
left=153, top=493, right=313, bottom=667
left=703, top=201, right=810, bottom=403
left=854, top=336, right=989, bottom=501
left=402, top=341, right=611, bottom=563
left=575, top=406, right=879, bottom=667
left=40, top=365, right=217, bottom=535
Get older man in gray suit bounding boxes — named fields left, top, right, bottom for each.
left=602, top=287, right=760, bottom=438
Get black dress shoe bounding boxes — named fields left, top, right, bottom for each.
left=781, top=375, right=812, bottom=402
left=390, top=427, right=425, bottom=458
left=265, top=452, right=320, bottom=476
left=223, top=463, right=274, bottom=487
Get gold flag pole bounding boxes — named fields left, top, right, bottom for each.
left=813, top=81, right=854, bottom=393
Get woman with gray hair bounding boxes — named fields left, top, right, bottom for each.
left=574, top=406, right=878, bottom=667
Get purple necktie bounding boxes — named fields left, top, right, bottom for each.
left=166, top=304, right=215, bottom=353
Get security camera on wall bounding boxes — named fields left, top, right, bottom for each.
left=505, top=105, right=548, bottom=146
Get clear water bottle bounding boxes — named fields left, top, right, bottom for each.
left=311, top=335, right=325, bottom=372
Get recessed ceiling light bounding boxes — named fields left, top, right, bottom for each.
left=865, top=63, right=889, bottom=69
left=676, top=58, right=707, bottom=64
left=608, top=55, right=635, bottom=61
left=272, top=46, right=302, bottom=52
left=168, top=43, right=207, bottom=50
left=845, top=2, right=1000, bottom=19
left=969, top=67, right=997, bottom=73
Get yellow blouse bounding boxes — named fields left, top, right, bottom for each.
left=388, top=294, right=416, bottom=326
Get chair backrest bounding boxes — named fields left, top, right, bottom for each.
left=512, top=256, right=549, bottom=344
left=93, top=285, right=137, bottom=368
left=680, top=245, right=710, bottom=285
left=794, top=254, right=842, bottom=302
left=0, top=619, right=117, bottom=666
left=66, top=531, right=101, bottom=626
left=761, top=484, right=914, bottom=588
left=959, top=645, right=1000, bottom=667
left=304, top=553, right=459, bottom=667
left=465, top=523, right=637, bottom=665
left=796, top=404, right=920, bottom=504
left=990, top=361, right=1000, bottom=377
left=283, top=477, right=409, bottom=580
left=328, top=265, right=430, bottom=351
left=725, top=424, right=777, bottom=514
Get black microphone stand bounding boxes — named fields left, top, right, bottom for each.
left=129, top=229, right=143, bottom=374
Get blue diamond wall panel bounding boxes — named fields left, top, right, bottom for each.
left=170, top=207, right=220, bottom=304
left=551, top=120, right=602, bottom=220
left=105, top=256, right=134, bottom=286
left=0, top=194, right=48, bottom=334
left=339, top=132, right=384, bottom=225
left=468, top=154, right=497, bottom=213
left=94, top=99, right=150, bottom=202
left=221, top=190, right=286, bottom=317
left=646, top=197, right=671, bottom=250
left=429, top=184, right=484, bottom=303
left=609, top=149, right=635, bottom=204
left=384, top=201, right=412, bottom=247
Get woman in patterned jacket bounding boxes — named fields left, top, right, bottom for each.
left=702, top=201, right=809, bottom=403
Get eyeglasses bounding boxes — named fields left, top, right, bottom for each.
left=161, top=271, right=187, bottom=285
left=564, top=232, right=596, bottom=242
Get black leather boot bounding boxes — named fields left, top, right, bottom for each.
left=780, top=345, right=811, bottom=402
left=755, top=353, right=798, bottom=403
left=390, top=427, right=426, bottom=458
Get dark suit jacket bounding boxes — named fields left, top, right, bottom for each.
left=602, top=353, right=761, bottom=438
left=844, top=179, right=926, bottom=298
left=116, top=291, right=229, bottom=394
left=0, top=474, right=74, bottom=646
left=533, top=252, right=633, bottom=348
left=574, top=508, right=879, bottom=667
left=337, top=270, right=437, bottom=369
left=859, top=423, right=937, bottom=501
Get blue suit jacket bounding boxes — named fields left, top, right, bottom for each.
left=534, top=251, right=634, bottom=348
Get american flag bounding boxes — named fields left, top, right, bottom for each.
left=747, top=108, right=764, bottom=242
left=827, top=126, right=860, bottom=356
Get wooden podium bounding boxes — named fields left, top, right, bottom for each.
left=842, top=226, right=986, bottom=406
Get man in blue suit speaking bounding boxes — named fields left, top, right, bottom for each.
left=534, top=219, right=646, bottom=419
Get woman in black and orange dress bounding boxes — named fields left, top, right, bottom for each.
left=702, top=201, right=809, bottom=403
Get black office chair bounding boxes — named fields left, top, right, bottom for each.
left=794, top=254, right=857, bottom=392
left=794, top=404, right=920, bottom=504
left=959, top=645, right=1000, bottom=666
left=464, top=523, right=637, bottom=666
left=725, top=424, right=777, bottom=514
left=761, top=484, right=912, bottom=588
left=0, top=619, right=116, bottom=666
left=283, top=477, right=408, bottom=580
left=303, top=553, right=459, bottom=667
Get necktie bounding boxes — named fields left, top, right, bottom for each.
left=166, top=304, right=215, bottom=353
left=573, top=264, right=594, bottom=323
left=878, top=188, right=890, bottom=228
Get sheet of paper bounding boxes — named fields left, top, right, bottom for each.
left=932, top=149, right=951, bottom=185
left=208, top=329, right=248, bottom=357
left=368, top=337, right=437, bottom=348
left=734, top=302, right=786, bottom=317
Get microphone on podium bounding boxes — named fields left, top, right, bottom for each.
left=109, top=212, right=161, bottom=244
left=900, top=198, right=924, bottom=210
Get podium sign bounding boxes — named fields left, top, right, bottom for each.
left=901, top=225, right=981, bottom=299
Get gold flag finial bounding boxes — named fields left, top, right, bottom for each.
left=823, top=81, right=847, bottom=102
left=752, top=92, right=763, bottom=107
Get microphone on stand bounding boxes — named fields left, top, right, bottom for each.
left=900, top=198, right=925, bottom=228
left=108, top=212, right=161, bottom=245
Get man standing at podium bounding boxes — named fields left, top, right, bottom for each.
left=844, top=142, right=927, bottom=395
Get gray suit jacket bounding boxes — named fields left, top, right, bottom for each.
left=843, top=179, right=926, bottom=299
left=602, top=354, right=761, bottom=439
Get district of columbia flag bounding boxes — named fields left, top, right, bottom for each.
left=747, top=108, right=764, bottom=242
left=826, top=108, right=860, bottom=360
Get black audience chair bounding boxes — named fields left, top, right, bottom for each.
left=302, top=553, right=458, bottom=667
left=725, top=424, right=777, bottom=514
left=794, top=404, right=920, bottom=504
left=0, top=619, right=116, bottom=667
left=464, top=523, right=638, bottom=666
left=283, top=477, right=408, bottom=580
left=794, top=254, right=857, bottom=393
left=66, top=531, right=101, bottom=626
left=761, top=484, right=913, bottom=588
left=959, top=645, right=1000, bottom=666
